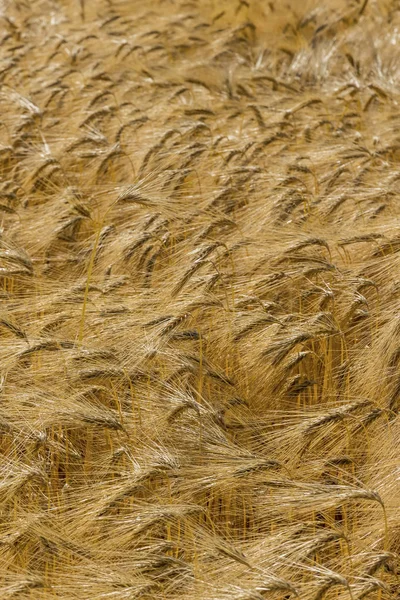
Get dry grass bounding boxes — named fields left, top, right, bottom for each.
left=0, top=0, right=399, bottom=597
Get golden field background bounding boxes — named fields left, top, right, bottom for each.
left=0, top=0, right=398, bottom=598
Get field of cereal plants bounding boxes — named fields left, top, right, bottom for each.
left=0, top=0, right=398, bottom=598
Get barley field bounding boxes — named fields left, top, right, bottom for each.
left=0, top=0, right=398, bottom=598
